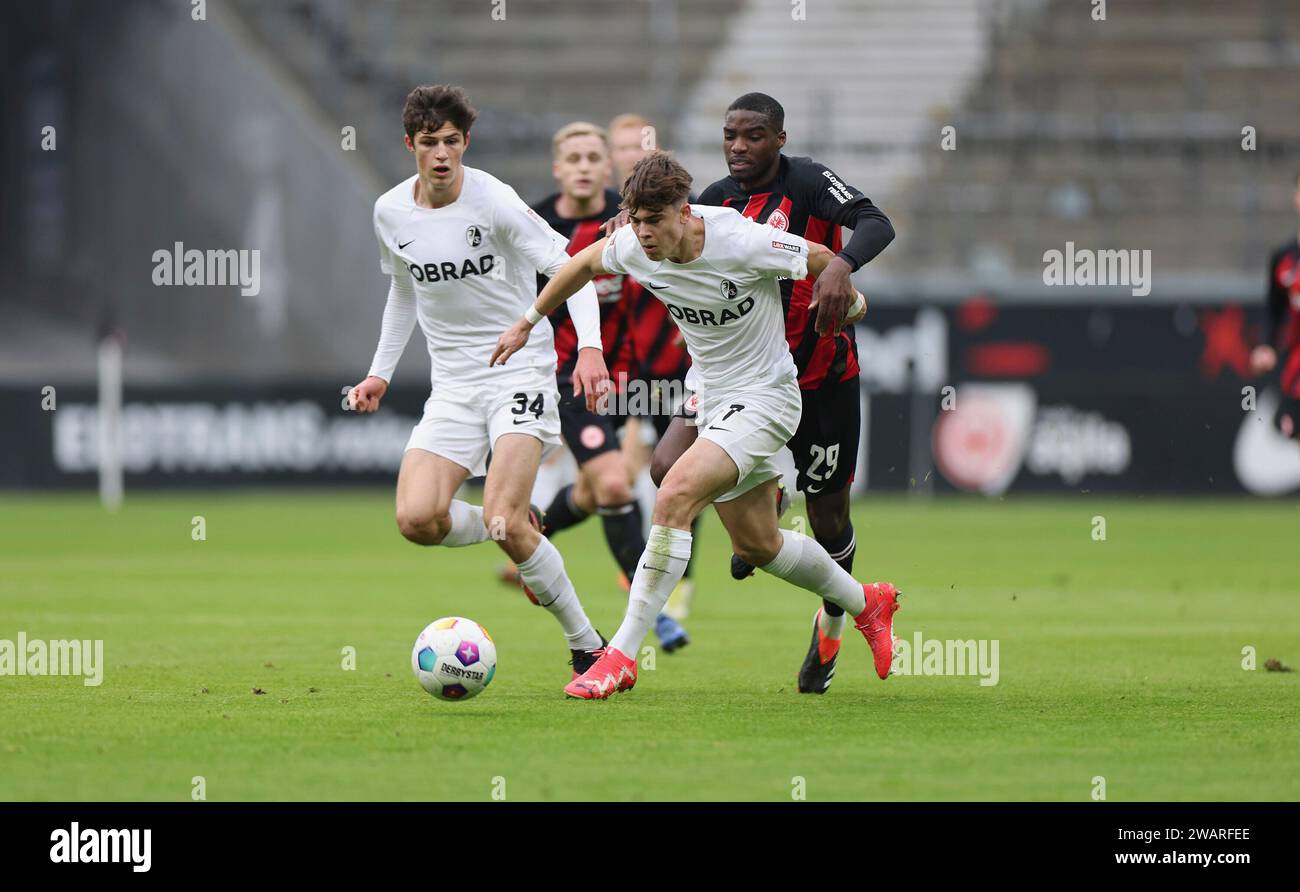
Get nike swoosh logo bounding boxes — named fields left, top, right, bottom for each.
left=645, top=281, right=671, bottom=290
left=707, top=425, right=730, bottom=432
left=512, top=418, right=532, bottom=425
left=397, top=239, right=415, bottom=250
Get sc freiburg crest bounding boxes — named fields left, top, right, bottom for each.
left=466, top=225, right=482, bottom=247
left=719, top=279, right=738, bottom=300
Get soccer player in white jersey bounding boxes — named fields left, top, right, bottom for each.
left=491, top=153, right=902, bottom=699
left=347, top=85, right=610, bottom=677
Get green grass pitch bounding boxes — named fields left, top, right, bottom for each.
left=1, top=490, right=1296, bottom=801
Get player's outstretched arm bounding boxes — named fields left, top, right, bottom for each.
left=489, top=238, right=607, bottom=365
left=489, top=239, right=611, bottom=410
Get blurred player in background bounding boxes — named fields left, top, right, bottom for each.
left=609, top=113, right=655, bottom=188
left=648, top=93, right=896, bottom=694
left=347, top=85, right=610, bottom=677
left=526, top=121, right=689, bottom=652
left=608, top=112, right=701, bottom=624
left=1250, top=170, right=1300, bottom=441
left=491, top=153, right=901, bottom=699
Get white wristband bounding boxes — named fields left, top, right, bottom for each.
left=849, top=290, right=865, bottom=317
left=524, top=304, right=544, bottom=325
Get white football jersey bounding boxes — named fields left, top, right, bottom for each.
left=601, top=204, right=806, bottom=394
left=373, top=167, right=588, bottom=383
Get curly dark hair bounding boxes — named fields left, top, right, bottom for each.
left=620, top=152, right=693, bottom=212
left=402, top=85, right=478, bottom=139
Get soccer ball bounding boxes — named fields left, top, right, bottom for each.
left=411, top=617, right=497, bottom=701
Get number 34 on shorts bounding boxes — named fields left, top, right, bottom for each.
left=496, top=389, right=560, bottom=444
left=403, top=381, right=563, bottom=477
left=493, top=388, right=562, bottom=457
left=509, top=391, right=546, bottom=423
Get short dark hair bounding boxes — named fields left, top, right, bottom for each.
left=403, top=85, right=478, bottom=140
left=620, top=152, right=693, bottom=212
left=726, top=92, right=784, bottom=131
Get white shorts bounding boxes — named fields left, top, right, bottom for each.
left=696, top=375, right=801, bottom=503
left=405, top=370, right=562, bottom=477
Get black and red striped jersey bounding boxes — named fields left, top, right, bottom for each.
left=698, top=154, right=883, bottom=390
left=628, top=194, right=695, bottom=385
left=1266, top=237, right=1300, bottom=397
left=532, top=189, right=638, bottom=388
left=630, top=285, right=691, bottom=382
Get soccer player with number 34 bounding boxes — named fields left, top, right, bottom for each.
left=347, top=85, right=612, bottom=680
left=491, top=152, right=901, bottom=700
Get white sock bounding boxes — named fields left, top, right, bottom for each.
left=634, top=468, right=657, bottom=539
left=609, top=525, right=692, bottom=656
left=441, top=500, right=489, bottom=547
left=818, top=606, right=847, bottom=639
left=515, top=537, right=602, bottom=651
left=761, top=529, right=866, bottom=616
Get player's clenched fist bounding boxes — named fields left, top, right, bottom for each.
left=348, top=375, right=388, bottom=413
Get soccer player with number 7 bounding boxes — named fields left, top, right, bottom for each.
left=490, top=152, right=901, bottom=699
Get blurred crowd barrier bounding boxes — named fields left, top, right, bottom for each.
left=7, top=300, right=1293, bottom=496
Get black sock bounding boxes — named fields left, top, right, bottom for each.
left=683, top=516, right=700, bottom=579
left=816, top=521, right=856, bottom=617
left=542, top=484, right=588, bottom=538
left=598, top=501, right=647, bottom=580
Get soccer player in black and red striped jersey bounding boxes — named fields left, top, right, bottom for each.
left=1250, top=171, right=1300, bottom=440
left=648, top=93, right=895, bottom=694
left=530, top=121, right=690, bottom=652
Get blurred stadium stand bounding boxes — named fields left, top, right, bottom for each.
left=227, top=0, right=747, bottom=194
left=677, top=0, right=999, bottom=210
left=893, top=0, right=1300, bottom=298
left=2, top=0, right=1298, bottom=385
